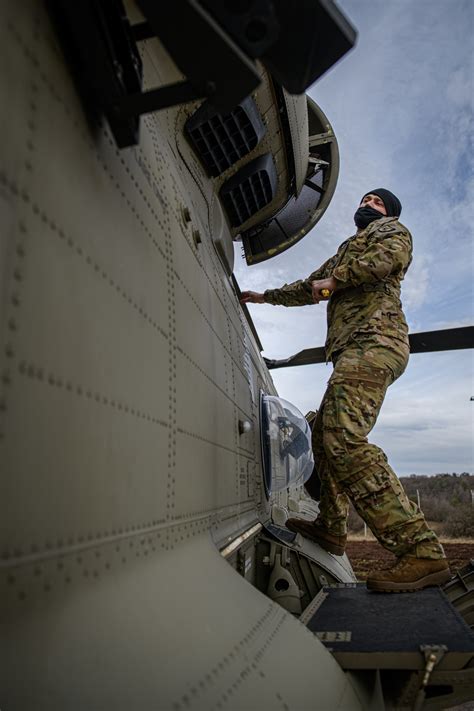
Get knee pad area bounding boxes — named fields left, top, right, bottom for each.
left=345, top=467, right=419, bottom=533
left=322, top=428, right=347, bottom=463
left=344, top=467, right=391, bottom=502
left=322, top=428, right=383, bottom=475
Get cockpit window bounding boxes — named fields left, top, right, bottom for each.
left=260, top=394, right=314, bottom=498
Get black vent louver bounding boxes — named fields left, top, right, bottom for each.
left=220, top=154, right=277, bottom=228
left=185, top=96, right=266, bottom=177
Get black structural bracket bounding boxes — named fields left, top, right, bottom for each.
left=48, top=0, right=260, bottom=148
left=48, top=0, right=356, bottom=149
left=202, top=0, right=357, bottom=95
left=48, top=0, right=144, bottom=148
left=264, top=326, right=474, bottom=370
left=134, top=0, right=261, bottom=114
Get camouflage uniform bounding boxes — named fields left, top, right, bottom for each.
left=265, top=217, right=444, bottom=560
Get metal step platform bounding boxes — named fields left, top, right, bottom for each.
left=302, top=583, right=474, bottom=672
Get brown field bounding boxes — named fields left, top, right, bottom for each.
left=346, top=539, right=474, bottom=580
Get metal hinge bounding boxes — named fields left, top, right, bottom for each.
left=412, top=644, right=448, bottom=711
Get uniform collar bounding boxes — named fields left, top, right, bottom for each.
left=356, top=216, right=398, bottom=237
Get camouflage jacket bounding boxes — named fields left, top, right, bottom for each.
left=264, top=217, right=413, bottom=360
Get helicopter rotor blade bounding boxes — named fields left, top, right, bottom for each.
left=264, top=325, right=474, bottom=370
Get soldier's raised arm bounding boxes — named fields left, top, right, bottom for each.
left=240, top=254, right=338, bottom=307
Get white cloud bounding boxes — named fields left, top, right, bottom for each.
left=247, top=302, right=328, bottom=360
left=428, top=316, right=474, bottom=330
left=402, top=253, right=431, bottom=311
left=372, top=351, right=474, bottom=474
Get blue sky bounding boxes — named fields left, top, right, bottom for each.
left=235, top=0, right=473, bottom=475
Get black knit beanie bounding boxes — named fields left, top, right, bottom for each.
left=363, top=188, right=402, bottom=217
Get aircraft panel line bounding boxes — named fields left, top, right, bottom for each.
left=177, top=426, right=249, bottom=457
left=168, top=603, right=286, bottom=711
left=0, top=172, right=170, bottom=342
left=8, top=18, right=171, bottom=241
left=15, top=359, right=169, bottom=429
left=0, top=514, right=220, bottom=569
left=176, top=345, right=253, bottom=422
left=175, top=270, right=250, bottom=382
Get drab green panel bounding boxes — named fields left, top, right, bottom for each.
left=13, top=211, right=170, bottom=421
left=1, top=375, right=169, bottom=554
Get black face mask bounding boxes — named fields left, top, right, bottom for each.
left=354, top=206, right=385, bottom=229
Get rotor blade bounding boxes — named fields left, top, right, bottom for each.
left=408, top=326, right=474, bottom=353
left=264, top=346, right=326, bottom=370
left=264, top=326, right=474, bottom=370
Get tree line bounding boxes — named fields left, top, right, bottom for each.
left=348, top=472, right=474, bottom=537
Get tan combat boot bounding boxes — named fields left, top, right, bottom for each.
left=366, top=556, right=451, bottom=592
left=285, top=518, right=346, bottom=555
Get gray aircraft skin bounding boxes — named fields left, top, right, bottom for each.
left=1, top=2, right=473, bottom=710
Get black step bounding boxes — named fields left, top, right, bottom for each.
left=305, top=583, right=474, bottom=671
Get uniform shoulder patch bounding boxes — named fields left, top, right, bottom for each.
left=377, top=222, right=397, bottom=234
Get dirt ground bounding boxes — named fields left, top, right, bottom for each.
left=346, top=539, right=474, bottom=580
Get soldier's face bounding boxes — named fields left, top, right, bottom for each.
left=359, top=193, right=387, bottom=215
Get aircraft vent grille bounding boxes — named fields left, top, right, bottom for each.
left=220, top=154, right=277, bottom=227
left=185, top=96, right=266, bottom=177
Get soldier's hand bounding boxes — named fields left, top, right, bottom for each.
left=311, top=277, right=337, bottom=303
left=240, top=290, right=265, bottom=304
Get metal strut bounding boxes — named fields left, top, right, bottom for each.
left=412, top=645, right=447, bottom=711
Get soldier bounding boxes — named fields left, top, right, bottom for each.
left=241, top=189, right=450, bottom=592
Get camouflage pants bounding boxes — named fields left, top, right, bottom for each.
left=313, top=340, right=445, bottom=560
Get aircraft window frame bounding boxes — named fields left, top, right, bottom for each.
left=260, top=392, right=314, bottom=499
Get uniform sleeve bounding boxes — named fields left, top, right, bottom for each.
left=332, top=227, right=412, bottom=287
left=264, top=255, right=337, bottom=306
